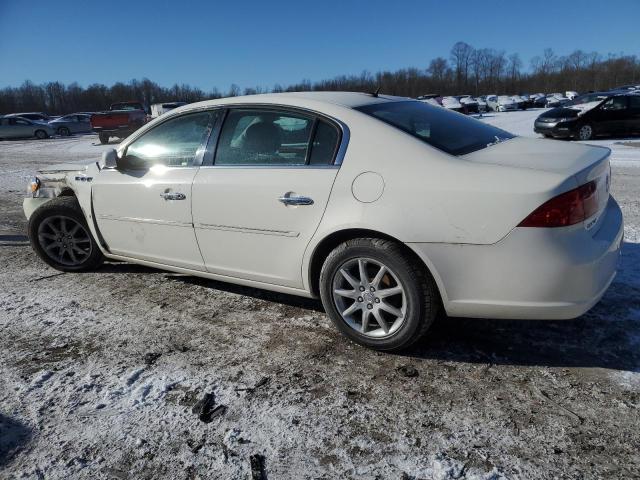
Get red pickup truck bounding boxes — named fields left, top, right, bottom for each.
left=90, top=101, right=147, bottom=144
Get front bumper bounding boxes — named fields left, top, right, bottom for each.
left=408, top=197, right=624, bottom=320
left=534, top=120, right=577, bottom=138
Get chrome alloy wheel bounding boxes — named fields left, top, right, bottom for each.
left=37, top=215, right=92, bottom=266
left=332, top=257, right=406, bottom=338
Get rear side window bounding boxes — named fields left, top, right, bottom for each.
left=215, top=109, right=314, bottom=166
left=356, top=100, right=514, bottom=156
left=309, top=121, right=340, bottom=165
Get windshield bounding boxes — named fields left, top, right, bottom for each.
left=356, top=100, right=514, bottom=156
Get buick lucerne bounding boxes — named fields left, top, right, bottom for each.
left=24, top=92, right=623, bottom=351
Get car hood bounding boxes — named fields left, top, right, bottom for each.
left=461, top=137, right=610, bottom=183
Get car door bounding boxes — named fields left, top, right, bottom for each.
left=13, top=118, right=34, bottom=137
left=628, top=96, right=640, bottom=133
left=192, top=107, right=344, bottom=288
left=77, top=114, right=92, bottom=133
left=92, top=110, right=216, bottom=270
left=594, top=96, right=629, bottom=134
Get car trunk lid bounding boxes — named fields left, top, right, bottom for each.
left=462, top=137, right=611, bottom=232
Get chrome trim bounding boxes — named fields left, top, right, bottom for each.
left=194, top=222, right=299, bottom=237
left=96, top=214, right=192, bottom=228
left=199, top=164, right=339, bottom=170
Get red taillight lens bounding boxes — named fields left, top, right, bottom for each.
left=518, top=181, right=599, bottom=228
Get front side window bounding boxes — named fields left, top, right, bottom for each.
left=215, top=109, right=313, bottom=166
left=356, top=100, right=514, bottom=156
left=629, top=96, right=640, bottom=109
left=602, top=97, right=628, bottom=111
left=126, top=111, right=212, bottom=168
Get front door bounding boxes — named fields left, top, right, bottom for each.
left=594, top=96, right=630, bottom=135
left=192, top=107, right=343, bottom=288
left=92, top=110, right=215, bottom=270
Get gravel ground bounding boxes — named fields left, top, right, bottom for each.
left=1, top=115, right=639, bottom=479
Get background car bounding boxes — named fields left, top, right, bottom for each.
left=441, top=96, right=464, bottom=112
left=534, top=92, right=640, bottom=140
left=4, top=112, right=52, bottom=122
left=474, top=96, right=488, bottom=112
left=486, top=95, right=517, bottom=111
left=545, top=93, right=571, bottom=108
left=457, top=95, right=479, bottom=113
left=0, top=115, right=56, bottom=139
left=416, top=94, right=443, bottom=107
left=48, top=113, right=92, bottom=136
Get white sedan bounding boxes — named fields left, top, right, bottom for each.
left=23, top=92, right=623, bottom=351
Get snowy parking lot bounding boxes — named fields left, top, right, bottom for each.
left=1, top=109, right=639, bottom=479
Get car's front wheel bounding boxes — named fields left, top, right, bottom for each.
left=319, top=238, right=439, bottom=351
left=578, top=124, right=594, bottom=141
left=28, top=196, right=104, bottom=272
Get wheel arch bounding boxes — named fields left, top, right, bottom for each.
left=306, top=228, right=447, bottom=304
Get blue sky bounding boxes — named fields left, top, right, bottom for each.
left=1, top=0, right=639, bottom=91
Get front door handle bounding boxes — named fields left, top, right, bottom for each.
left=278, top=193, right=314, bottom=206
left=160, top=192, right=186, bottom=201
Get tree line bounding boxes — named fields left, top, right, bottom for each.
left=1, top=42, right=639, bottom=115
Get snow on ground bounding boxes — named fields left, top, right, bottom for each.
left=1, top=118, right=640, bottom=479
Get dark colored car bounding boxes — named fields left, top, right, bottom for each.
left=90, top=101, right=147, bottom=144
left=534, top=93, right=640, bottom=140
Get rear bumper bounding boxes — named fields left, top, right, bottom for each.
left=408, top=197, right=624, bottom=320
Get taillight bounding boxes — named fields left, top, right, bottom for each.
left=518, top=181, right=598, bottom=228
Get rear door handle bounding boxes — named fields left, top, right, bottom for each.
left=160, top=192, right=186, bottom=201
left=278, top=193, right=314, bottom=206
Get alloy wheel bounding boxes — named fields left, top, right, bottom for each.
left=579, top=125, right=593, bottom=140
left=37, top=215, right=92, bottom=266
left=331, top=257, right=406, bottom=338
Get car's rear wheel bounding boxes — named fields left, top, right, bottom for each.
left=58, top=127, right=71, bottom=136
left=28, top=197, right=104, bottom=272
left=99, top=133, right=109, bottom=144
left=578, top=124, right=594, bottom=141
left=319, top=238, right=439, bottom=351
left=35, top=129, right=48, bottom=140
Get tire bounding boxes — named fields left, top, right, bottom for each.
left=58, top=127, right=71, bottom=136
left=28, top=196, right=104, bottom=272
left=35, top=129, right=48, bottom=140
left=319, top=238, right=439, bottom=351
left=578, top=124, right=594, bottom=141
left=99, top=133, right=109, bottom=144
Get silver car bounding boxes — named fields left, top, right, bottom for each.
left=48, top=114, right=92, bottom=136
left=0, top=116, right=56, bottom=140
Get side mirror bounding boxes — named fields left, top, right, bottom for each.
left=101, top=149, right=118, bottom=169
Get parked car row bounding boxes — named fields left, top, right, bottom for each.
left=0, top=111, right=95, bottom=140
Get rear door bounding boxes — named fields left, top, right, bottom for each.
left=192, top=107, right=344, bottom=288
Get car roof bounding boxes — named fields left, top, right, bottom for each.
left=180, top=91, right=409, bottom=111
